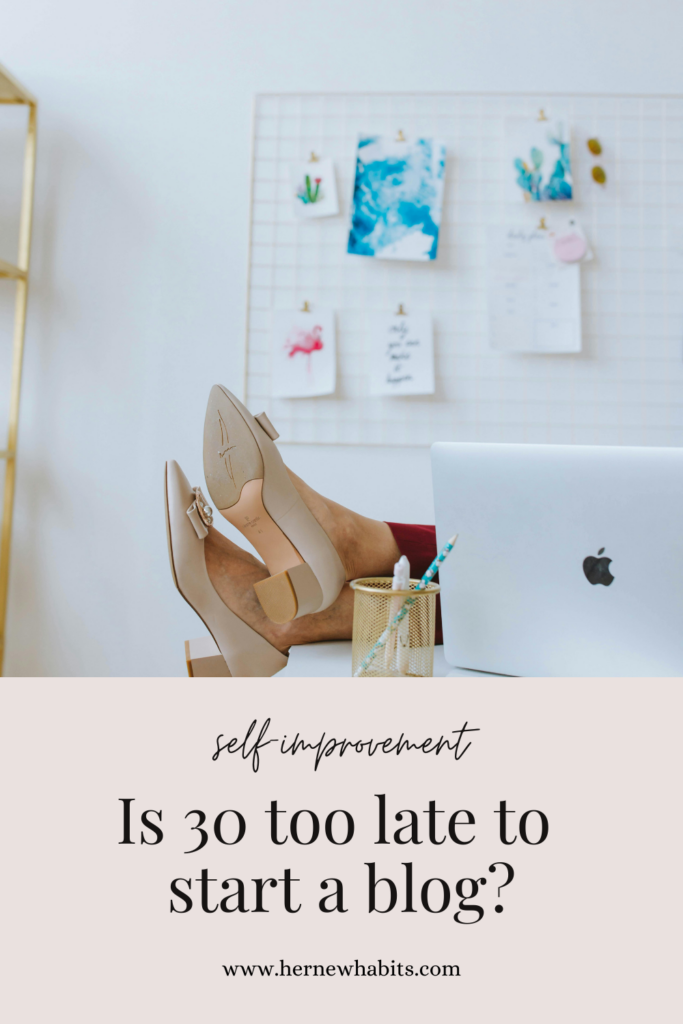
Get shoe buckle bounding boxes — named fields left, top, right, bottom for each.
left=192, top=487, right=213, bottom=526
left=187, top=487, right=214, bottom=539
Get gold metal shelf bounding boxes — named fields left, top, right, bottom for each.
left=0, top=64, right=35, bottom=105
left=0, top=62, right=36, bottom=674
left=0, top=259, right=26, bottom=280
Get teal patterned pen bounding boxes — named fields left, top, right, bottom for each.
left=414, top=533, right=458, bottom=590
left=353, top=534, right=458, bottom=678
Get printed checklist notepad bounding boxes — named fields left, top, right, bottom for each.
left=486, top=226, right=582, bottom=354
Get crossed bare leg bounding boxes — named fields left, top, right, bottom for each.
left=205, top=468, right=401, bottom=653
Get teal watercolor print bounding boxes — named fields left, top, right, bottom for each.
left=510, top=121, right=573, bottom=202
left=348, top=137, right=446, bottom=261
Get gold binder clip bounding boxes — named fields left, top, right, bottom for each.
left=537, top=108, right=549, bottom=121
left=537, top=217, right=548, bottom=230
left=300, top=300, right=311, bottom=313
left=309, top=151, right=319, bottom=163
left=396, top=129, right=406, bottom=142
left=396, top=303, right=407, bottom=315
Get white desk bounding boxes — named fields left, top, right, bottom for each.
left=276, top=641, right=494, bottom=678
left=185, top=637, right=498, bottom=678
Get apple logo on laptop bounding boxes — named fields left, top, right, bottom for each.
left=583, top=547, right=614, bottom=587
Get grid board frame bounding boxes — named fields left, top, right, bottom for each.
left=245, top=91, right=683, bottom=447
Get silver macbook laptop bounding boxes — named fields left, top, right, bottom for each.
left=432, top=443, right=683, bottom=676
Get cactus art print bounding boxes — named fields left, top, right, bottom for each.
left=298, top=173, right=322, bottom=205
left=508, top=120, right=573, bottom=202
left=290, top=158, right=339, bottom=219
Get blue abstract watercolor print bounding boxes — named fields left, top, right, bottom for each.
left=511, top=121, right=573, bottom=202
left=347, top=137, right=446, bottom=261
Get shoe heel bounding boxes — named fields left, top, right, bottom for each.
left=253, top=562, right=323, bottom=624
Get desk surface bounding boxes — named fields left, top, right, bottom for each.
left=276, top=641, right=492, bottom=678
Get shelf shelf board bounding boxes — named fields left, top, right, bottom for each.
left=0, top=63, right=35, bottom=105
left=0, top=260, right=26, bottom=281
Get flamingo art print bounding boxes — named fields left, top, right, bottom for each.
left=284, top=324, right=324, bottom=373
left=271, top=308, right=336, bottom=398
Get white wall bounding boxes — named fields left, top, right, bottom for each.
left=2, top=0, right=682, bottom=675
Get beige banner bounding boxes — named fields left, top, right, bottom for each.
left=0, top=677, right=680, bottom=1021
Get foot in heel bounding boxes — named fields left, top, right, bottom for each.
left=203, top=385, right=345, bottom=622
left=164, top=460, right=289, bottom=677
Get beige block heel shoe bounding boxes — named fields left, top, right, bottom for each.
left=203, top=385, right=346, bottom=625
left=165, top=460, right=289, bottom=677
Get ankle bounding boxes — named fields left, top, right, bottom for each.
left=325, top=508, right=361, bottom=580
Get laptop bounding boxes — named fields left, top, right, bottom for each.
left=432, top=443, right=683, bottom=676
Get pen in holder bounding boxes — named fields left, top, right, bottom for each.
left=349, top=577, right=440, bottom=677
left=350, top=534, right=458, bottom=678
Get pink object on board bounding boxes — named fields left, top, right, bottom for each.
left=285, top=324, right=324, bottom=371
left=553, top=232, right=587, bottom=263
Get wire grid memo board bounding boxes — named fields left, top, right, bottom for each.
left=245, top=92, right=683, bottom=447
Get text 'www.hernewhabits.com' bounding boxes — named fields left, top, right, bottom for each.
left=222, top=960, right=460, bottom=978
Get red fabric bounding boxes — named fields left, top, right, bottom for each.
left=385, top=522, right=443, bottom=646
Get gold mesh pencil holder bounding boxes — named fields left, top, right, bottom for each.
left=349, top=577, right=440, bottom=678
